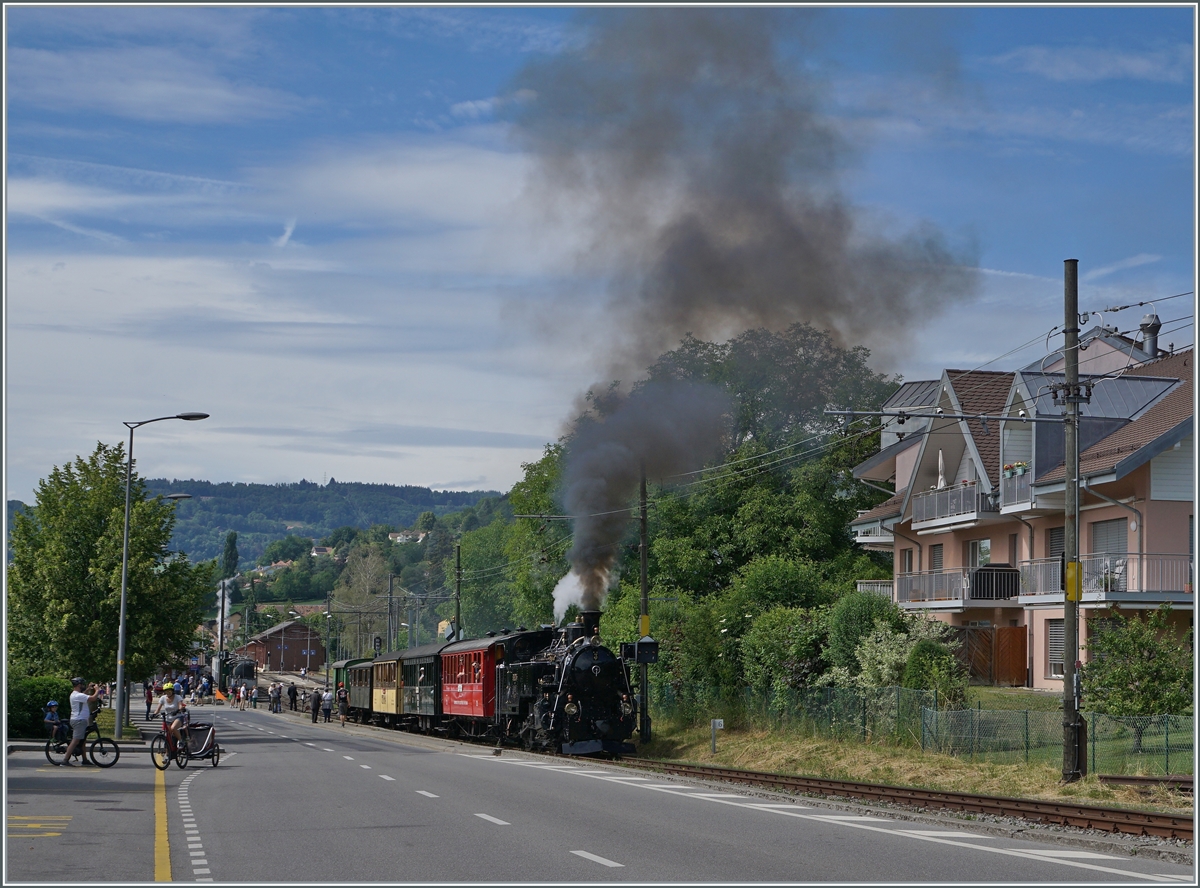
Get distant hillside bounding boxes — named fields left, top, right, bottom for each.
left=8, top=480, right=501, bottom=566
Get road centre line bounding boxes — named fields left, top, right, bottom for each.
left=416, top=791, right=438, bottom=798
left=380, top=775, right=395, bottom=781
left=343, top=756, right=354, bottom=760
left=474, top=813, right=510, bottom=825
left=323, top=748, right=334, bottom=752
left=570, top=850, right=624, bottom=868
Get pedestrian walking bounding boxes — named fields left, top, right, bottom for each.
left=144, top=684, right=154, bottom=721
left=239, top=684, right=248, bottom=711
left=311, top=687, right=321, bottom=723
left=321, top=689, right=333, bottom=723
left=288, top=683, right=298, bottom=711
left=336, top=683, right=349, bottom=726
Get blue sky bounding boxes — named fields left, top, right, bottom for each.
left=4, top=6, right=1195, bottom=504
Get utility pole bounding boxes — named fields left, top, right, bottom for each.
left=217, top=579, right=226, bottom=694
left=388, top=574, right=394, bottom=652
left=1062, top=258, right=1085, bottom=782
left=324, top=592, right=332, bottom=690
left=455, top=544, right=462, bottom=641
left=639, top=467, right=652, bottom=742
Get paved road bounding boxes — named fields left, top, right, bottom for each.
left=7, top=705, right=1195, bottom=882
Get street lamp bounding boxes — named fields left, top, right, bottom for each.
left=324, top=611, right=333, bottom=690
left=113, top=412, right=209, bottom=740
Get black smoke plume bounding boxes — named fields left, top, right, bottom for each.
left=507, top=8, right=980, bottom=378
left=553, top=380, right=730, bottom=618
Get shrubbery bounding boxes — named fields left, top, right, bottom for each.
left=902, top=638, right=968, bottom=708
left=826, top=592, right=905, bottom=673
left=6, top=673, right=73, bottom=738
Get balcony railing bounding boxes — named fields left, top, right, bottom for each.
left=1000, top=471, right=1031, bottom=507
left=855, top=580, right=894, bottom=598
left=896, top=566, right=1019, bottom=604
left=911, top=481, right=998, bottom=528
left=854, top=526, right=894, bottom=546
left=1019, top=553, right=1194, bottom=598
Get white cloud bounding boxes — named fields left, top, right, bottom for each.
left=7, top=46, right=308, bottom=123
left=988, top=44, right=1193, bottom=84
left=1082, top=253, right=1163, bottom=281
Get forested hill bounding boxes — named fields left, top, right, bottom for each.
left=19, top=478, right=498, bottom=565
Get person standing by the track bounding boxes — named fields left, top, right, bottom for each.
left=310, top=686, right=321, bottom=723
left=321, top=688, right=333, bottom=723
left=288, top=683, right=298, bottom=711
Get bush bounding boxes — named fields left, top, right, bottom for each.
left=742, top=606, right=828, bottom=697
left=7, top=674, right=74, bottom=738
left=902, top=639, right=967, bottom=708
left=826, top=592, right=904, bottom=673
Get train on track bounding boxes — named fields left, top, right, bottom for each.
left=331, top=610, right=646, bottom=756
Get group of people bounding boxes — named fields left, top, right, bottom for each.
left=307, top=683, right=349, bottom=725
left=144, top=675, right=212, bottom=719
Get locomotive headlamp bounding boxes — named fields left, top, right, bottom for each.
left=621, top=701, right=634, bottom=716
left=590, top=635, right=601, bottom=647
left=564, top=701, right=580, bottom=716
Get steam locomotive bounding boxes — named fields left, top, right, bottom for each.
left=337, top=610, right=644, bottom=755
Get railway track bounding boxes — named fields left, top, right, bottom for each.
left=620, top=758, right=1194, bottom=842
left=1098, top=774, right=1194, bottom=795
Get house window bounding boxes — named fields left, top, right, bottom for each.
left=1091, top=518, right=1127, bottom=556
left=1047, top=618, right=1065, bottom=677
left=930, top=544, right=944, bottom=572
left=1048, top=526, right=1065, bottom=558
left=967, top=539, right=991, bottom=568
left=901, top=548, right=913, bottom=573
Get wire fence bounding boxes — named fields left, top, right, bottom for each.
left=650, top=684, right=1193, bottom=775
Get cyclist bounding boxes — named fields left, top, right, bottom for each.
left=61, top=678, right=103, bottom=766
left=152, top=682, right=190, bottom=758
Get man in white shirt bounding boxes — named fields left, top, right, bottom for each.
left=60, top=678, right=102, bottom=766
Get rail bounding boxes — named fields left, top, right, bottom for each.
left=619, top=759, right=1192, bottom=841
left=1020, top=553, right=1194, bottom=597
left=911, top=481, right=998, bottom=526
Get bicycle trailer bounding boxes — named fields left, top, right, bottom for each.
left=186, top=722, right=220, bottom=766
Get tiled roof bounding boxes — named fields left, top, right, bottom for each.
left=851, top=489, right=906, bottom=524
left=945, top=370, right=1015, bottom=487
left=1039, top=349, right=1192, bottom=483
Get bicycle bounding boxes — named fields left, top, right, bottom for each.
left=150, top=717, right=191, bottom=770
left=44, top=717, right=121, bottom=768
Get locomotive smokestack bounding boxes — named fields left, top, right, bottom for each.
left=580, top=610, right=602, bottom=639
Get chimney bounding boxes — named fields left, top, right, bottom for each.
left=580, top=610, right=602, bottom=639
left=1140, top=313, right=1162, bottom=359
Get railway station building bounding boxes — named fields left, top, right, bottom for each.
left=850, top=327, right=1193, bottom=689
left=236, top=620, right=327, bottom=673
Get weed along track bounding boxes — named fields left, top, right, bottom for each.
left=620, top=759, right=1194, bottom=842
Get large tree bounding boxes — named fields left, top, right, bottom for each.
left=7, top=442, right=213, bottom=680
left=220, top=530, right=239, bottom=579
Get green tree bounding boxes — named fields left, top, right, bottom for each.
left=826, top=591, right=905, bottom=674
left=1081, top=604, right=1193, bottom=750
left=221, top=531, right=239, bottom=579
left=416, top=511, right=437, bottom=532
left=7, top=442, right=213, bottom=681
left=505, top=444, right=569, bottom=625
left=258, top=534, right=314, bottom=565
left=741, top=606, right=829, bottom=699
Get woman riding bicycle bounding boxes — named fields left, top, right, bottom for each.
left=152, top=682, right=189, bottom=756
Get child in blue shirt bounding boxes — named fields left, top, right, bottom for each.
left=44, top=701, right=66, bottom=741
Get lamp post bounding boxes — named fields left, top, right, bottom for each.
left=114, top=412, right=208, bottom=741
left=324, top=609, right=333, bottom=690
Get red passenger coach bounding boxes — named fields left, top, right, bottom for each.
left=440, top=639, right=496, bottom=725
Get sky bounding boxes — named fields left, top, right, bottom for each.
left=4, top=5, right=1195, bottom=505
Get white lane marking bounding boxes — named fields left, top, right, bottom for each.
left=416, top=791, right=438, bottom=798
left=695, top=793, right=752, bottom=800
left=360, top=764, right=371, bottom=769
left=190, top=851, right=206, bottom=857
left=474, top=813, right=509, bottom=825
left=193, top=869, right=211, bottom=875
left=570, top=850, right=624, bottom=868
left=813, top=815, right=892, bottom=822
left=380, top=775, right=395, bottom=781
left=899, top=830, right=994, bottom=838
left=747, top=803, right=813, bottom=810
left=323, top=748, right=334, bottom=752
left=1015, top=850, right=1119, bottom=860
left=305, top=743, right=316, bottom=747
left=192, top=859, right=209, bottom=866
left=343, top=756, right=355, bottom=760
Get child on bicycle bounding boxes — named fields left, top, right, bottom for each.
left=44, top=701, right=66, bottom=742
left=152, top=682, right=190, bottom=757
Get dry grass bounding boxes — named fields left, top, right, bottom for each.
left=639, top=721, right=1194, bottom=817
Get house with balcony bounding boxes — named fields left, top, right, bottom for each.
left=850, top=329, right=1192, bottom=689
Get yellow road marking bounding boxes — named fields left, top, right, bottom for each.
left=9, top=815, right=70, bottom=839
left=154, top=765, right=171, bottom=881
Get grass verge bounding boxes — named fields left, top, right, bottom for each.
left=638, top=718, right=1193, bottom=817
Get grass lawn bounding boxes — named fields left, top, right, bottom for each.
left=638, top=717, right=1193, bottom=817
left=967, top=686, right=1064, bottom=711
